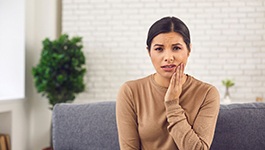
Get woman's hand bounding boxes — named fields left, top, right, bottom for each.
left=164, top=63, right=184, bottom=102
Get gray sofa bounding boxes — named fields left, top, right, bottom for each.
left=52, top=101, right=265, bottom=150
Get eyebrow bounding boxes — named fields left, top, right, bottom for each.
left=153, top=43, right=182, bottom=47
left=172, top=43, right=182, bottom=46
left=153, top=44, right=164, bottom=47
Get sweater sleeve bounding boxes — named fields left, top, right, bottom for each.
left=165, top=86, right=220, bottom=150
left=116, top=83, right=140, bottom=150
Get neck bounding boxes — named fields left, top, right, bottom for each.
left=154, top=73, right=187, bottom=88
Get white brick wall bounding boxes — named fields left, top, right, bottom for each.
left=63, top=0, right=265, bottom=103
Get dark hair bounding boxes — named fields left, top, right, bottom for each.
left=146, top=16, right=191, bottom=51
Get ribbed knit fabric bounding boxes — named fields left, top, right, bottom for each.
left=116, top=74, right=220, bottom=150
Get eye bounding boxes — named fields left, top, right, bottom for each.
left=173, top=46, right=181, bottom=51
left=154, top=47, right=163, bottom=51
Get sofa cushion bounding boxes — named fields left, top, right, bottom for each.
left=52, top=101, right=119, bottom=150
left=53, top=101, right=265, bottom=150
left=211, top=102, right=265, bottom=150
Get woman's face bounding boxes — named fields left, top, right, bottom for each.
left=148, top=32, right=190, bottom=80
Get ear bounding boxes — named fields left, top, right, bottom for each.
left=147, top=47, right=151, bottom=57
left=188, top=43, right=192, bottom=57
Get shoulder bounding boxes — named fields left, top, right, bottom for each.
left=194, top=76, right=220, bottom=103
left=125, top=75, right=151, bottom=85
left=188, top=75, right=220, bottom=101
left=117, top=75, right=152, bottom=107
left=122, top=75, right=151, bottom=89
left=189, top=76, right=217, bottom=92
left=118, top=75, right=151, bottom=95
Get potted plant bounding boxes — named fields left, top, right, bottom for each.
left=32, top=34, right=86, bottom=110
left=222, top=79, right=235, bottom=102
left=32, top=34, right=86, bottom=149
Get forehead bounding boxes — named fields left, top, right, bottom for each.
left=151, top=32, right=184, bottom=45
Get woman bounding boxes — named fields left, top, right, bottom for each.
left=116, top=16, right=220, bottom=150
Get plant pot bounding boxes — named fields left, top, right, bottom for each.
left=224, top=87, right=231, bottom=103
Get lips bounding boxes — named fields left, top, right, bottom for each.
left=161, top=64, right=176, bottom=71
left=161, top=64, right=176, bottom=68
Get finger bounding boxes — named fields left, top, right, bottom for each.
left=182, top=63, right=185, bottom=76
left=174, top=65, right=178, bottom=83
left=176, top=65, right=180, bottom=86
left=172, top=72, right=176, bottom=87
left=180, top=63, right=184, bottom=82
left=171, top=66, right=178, bottom=87
left=179, top=65, right=182, bottom=84
left=170, top=72, right=176, bottom=87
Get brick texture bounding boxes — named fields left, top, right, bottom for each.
left=63, top=0, right=265, bottom=103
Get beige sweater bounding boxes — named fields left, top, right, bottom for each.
left=116, top=74, right=220, bottom=150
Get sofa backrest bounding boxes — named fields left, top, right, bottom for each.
left=211, top=102, right=265, bottom=150
left=52, top=102, right=265, bottom=150
left=52, top=101, right=119, bottom=150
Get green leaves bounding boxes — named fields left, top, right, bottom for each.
left=222, top=79, right=235, bottom=88
left=32, top=34, right=86, bottom=109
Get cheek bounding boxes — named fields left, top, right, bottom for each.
left=151, top=57, right=158, bottom=65
left=175, top=54, right=189, bottom=64
left=150, top=52, right=158, bottom=61
left=183, top=55, right=189, bottom=66
left=150, top=55, right=162, bottom=67
left=179, top=52, right=189, bottom=60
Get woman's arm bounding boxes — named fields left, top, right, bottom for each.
left=165, top=87, right=220, bottom=150
left=164, top=64, right=220, bottom=149
left=116, top=83, right=140, bottom=150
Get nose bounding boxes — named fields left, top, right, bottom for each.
left=164, top=53, right=174, bottom=63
